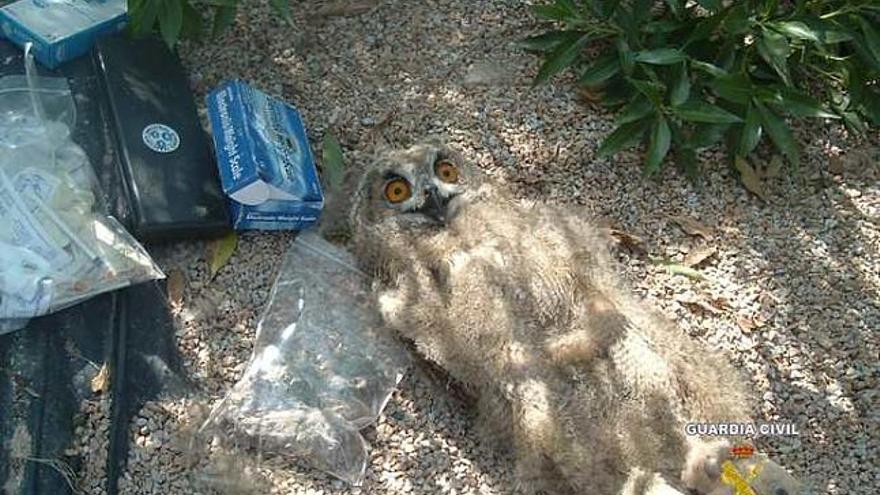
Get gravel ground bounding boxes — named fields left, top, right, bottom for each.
left=70, top=0, right=878, bottom=493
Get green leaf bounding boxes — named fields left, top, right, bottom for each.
left=768, top=88, right=839, bottom=119
left=557, top=0, right=577, bottom=14
left=676, top=145, right=699, bottom=181
left=199, top=0, right=238, bottom=5
left=131, top=0, right=161, bottom=37
left=852, top=34, right=880, bottom=72
left=642, top=19, right=685, bottom=34
left=664, top=0, right=683, bottom=18
left=710, top=73, right=752, bottom=104
left=616, top=96, right=654, bottom=125
left=583, top=0, right=605, bottom=18
left=861, top=89, right=880, bottom=126
left=597, top=118, right=650, bottom=158
left=738, top=103, right=762, bottom=156
left=531, top=4, right=571, bottom=21
left=212, top=6, right=236, bottom=36
left=847, top=62, right=866, bottom=104
left=600, top=94, right=631, bottom=109
left=519, top=31, right=584, bottom=53
left=857, top=16, right=880, bottom=65
left=269, top=0, right=291, bottom=23
left=761, top=0, right=780, bottom=18
left=599, top=75, right=635, bottom=107
left=158, top=0, right=183, bottom=48
left=665, top=263, right=707, bottom=281
left=629, top=78, right=666, bottom=106
left=578, top=53, right=620, bottom=86
left=634, top=48, right=687, bottom=65
left=691, top=123, right=730, bottom=148
left=321, top=133, right=346, bottom=192
left=180, top=1, right=203, bottom=41
left=841, top=110, right=868, bottom=136
left=670, top=63, right=690, bottom=106
left=684, top=13, right=724, bottom=47
left=756, top=27, right=791, bottom=85
left=818, top=29, right=854, bottom=44
left=614, top=4, right=639, bottom=40
left=690, top=60, right=728, bottom=77
left=534, top=33, right=587, bottom=85
left=673, top=100, right=743, bottom=123
left=695, top=0, right=720, bottom=12
left=652, top=258, right=708, bottom=280
left=721, top=4, right=751, bottom=35
left=206, top=231, right=238, bottom=279
left=632, top=0, right=654, bottom=23
left=716, top=41, right=740, bottom=72
left=644, top=115, right=671, bottom=175
left=617, top=38, right=635, bottom=76
left=755, top=100, right=799, bottom=167
left=773, top=21, right=819, bottom=42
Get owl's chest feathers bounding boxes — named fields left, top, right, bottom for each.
left=404, top=226, right=585, bottom=338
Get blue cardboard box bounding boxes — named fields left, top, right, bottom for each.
left=206, top=80, right=324, bottom=230
left=0, top=0, right=127, bottom=69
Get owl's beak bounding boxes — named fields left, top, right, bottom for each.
left=419, top=185, right=448, bottom=224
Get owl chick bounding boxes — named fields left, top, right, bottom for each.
left=335, top=139, right=804, bottom=495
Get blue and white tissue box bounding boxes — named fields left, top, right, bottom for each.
left=206, top=79, right=324, bottom=231
left=0, top=0, right=128, bottom=69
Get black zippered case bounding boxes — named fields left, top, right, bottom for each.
left=92, top=35, right=229, bottom=241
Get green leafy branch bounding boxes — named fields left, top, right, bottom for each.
left=525, top=0, right=879, bottom=183
left=127, top=0, right=293, bottom=48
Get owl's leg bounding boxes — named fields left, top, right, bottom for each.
left=545, top=293, right=628, bottom=365
left=618, top=468, right=689, bottom=495
left=503, top=379, right=581, bottom=495
left=679, top=438, right=734, bottom=494
left=681, top=438, right=803, bottom=495
left=513, top=450, right=574, bottom=495
left=512, top=429, right=688, bottom=495
left=472, top=387, right=570, bottom=494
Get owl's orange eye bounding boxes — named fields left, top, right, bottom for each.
left=435, top=160, right=459, bottom=183
left=384, top=178, right=412, bottom=204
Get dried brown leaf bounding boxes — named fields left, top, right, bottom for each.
left=707, top=297, right=730, bottom=312
left=12, top=374, right=40, bottom=398
left=610, top=229, right=647, bottom=254
left=828, top=155, right=845, bottom=175
left=680, top=299, right=723, bottom=315
left=735, top=157, right=768, bottom=201
left=736, top=316, right=765, bottom=333
left=166, top=269, right=186, bottom=305
left=763, top=155, right=783, bottom=179
left=759, top=289, right=780, bottom=306
left=575, top=86, right=604, bottom=106
left=684, top=244, right=718, bottom=267
left=671, top=216, right=713, bottom=239
left=91, top=363, right=110, bottom=394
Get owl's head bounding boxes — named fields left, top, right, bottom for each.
left=345, top=139, right=491, bottom=238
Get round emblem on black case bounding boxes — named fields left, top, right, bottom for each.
left=142, top=123, right=180, bottom=153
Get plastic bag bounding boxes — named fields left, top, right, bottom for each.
left=202, top=231, right=408, bottom=485
left=0, top=44, right=164, bottom=332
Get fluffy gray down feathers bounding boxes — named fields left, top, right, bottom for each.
left=339, top=140, right=804, bottom=495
